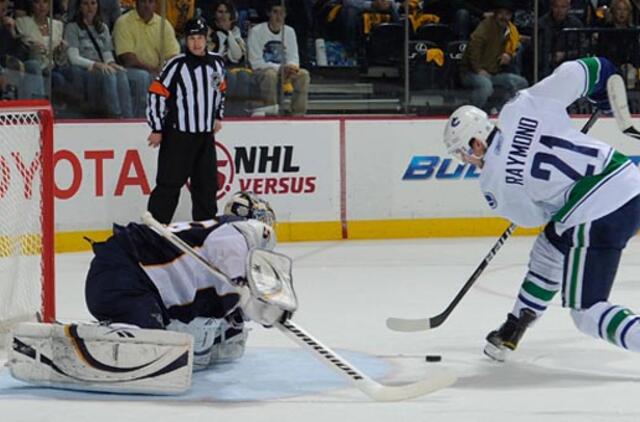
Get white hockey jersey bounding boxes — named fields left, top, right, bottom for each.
left=479, top=58, right=640, bottom=229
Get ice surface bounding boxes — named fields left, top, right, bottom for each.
left=2, top=236, right=640, bottom=422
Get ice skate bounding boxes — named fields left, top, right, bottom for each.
left=484, top=308, right=537, bottom=362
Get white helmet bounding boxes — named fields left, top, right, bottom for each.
left=443, top=105, right=494, bottom=163
left=224, top=191, right=276, bottom=228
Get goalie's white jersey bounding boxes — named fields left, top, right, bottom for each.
left=140, top=218, right=276, bottom=316
left=479, top=58, right=640, bottom=229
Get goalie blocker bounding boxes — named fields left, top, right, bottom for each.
left=8, top=322, right=193, bottom=394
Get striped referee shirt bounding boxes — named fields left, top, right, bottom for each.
left=146, top=51, right=226, bottom=133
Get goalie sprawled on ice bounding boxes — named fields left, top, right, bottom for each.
left=7, top=192, right=298, bottom=394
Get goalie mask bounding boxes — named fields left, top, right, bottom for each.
left=224, top=191, right=276, bottom=228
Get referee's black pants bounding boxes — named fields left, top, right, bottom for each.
left=147, top=128, right=218, bottom=224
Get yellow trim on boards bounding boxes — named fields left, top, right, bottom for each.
left=347, top=218, right=541, bottom=239
left=53, top=218, right=541, bottom=253
left=56, top=230, right=112, bottom=253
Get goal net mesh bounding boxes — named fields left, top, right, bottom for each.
left=0, top=108, right=49, bottom=351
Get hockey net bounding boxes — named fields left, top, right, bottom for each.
left=0, top=100, right=55, bottom=354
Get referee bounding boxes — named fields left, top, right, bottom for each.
left=146, top=17, right=226, bottom=224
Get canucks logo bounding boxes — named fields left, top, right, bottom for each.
left=451, top=117, right=460, bottom=127
left=484, top=192, right=498, bottom=209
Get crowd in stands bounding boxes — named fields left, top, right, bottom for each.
left=2, top=0, right=640, bottom=116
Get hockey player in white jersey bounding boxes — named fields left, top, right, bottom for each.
left=443, top=56, right=640, bottom=361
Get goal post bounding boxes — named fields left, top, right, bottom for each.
left=0, top=100, right=55, bottom=333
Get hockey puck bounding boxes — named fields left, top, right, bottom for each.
left=425, top=354, right=442, bottom=362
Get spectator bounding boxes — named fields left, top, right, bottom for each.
left=16, top=0, right=68, bottom=96
left=67, top=0, right=121, bottom=30
left=113, top=0, right=180, bottom=117
left=459, top=0, right=528, bottom=112
left=247, top=0, right=310, bottom=115
left=200, top=0, right=255, bottom=31
left=0, top=0, right=45, bottom=99
left=209, top=0, right=245, bottom=64
left=587, top=0, right=611, bottom=25
left=597, top=0, right=640, bottom=88
left=208, top=0, right=252, bottom=101
left=65, top=0, right=133, bottom=117
left=158, top=0, right=195, bottom=37
left=537, top=0, right=584, bottom=79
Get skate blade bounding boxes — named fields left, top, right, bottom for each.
left=483, top=342, right=509, bottom=362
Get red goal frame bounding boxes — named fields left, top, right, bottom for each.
left=0, top=100, right=55, bottom=322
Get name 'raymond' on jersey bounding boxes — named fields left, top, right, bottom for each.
left=479, top=58, right=640, bottom=230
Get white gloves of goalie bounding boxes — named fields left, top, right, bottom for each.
left=238, top=248, right=298, bottom=327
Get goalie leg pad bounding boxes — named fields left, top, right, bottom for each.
left=8, top=322, right=193, bottom=395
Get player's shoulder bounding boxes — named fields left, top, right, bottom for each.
left=496, top=94, right=523, bottom=126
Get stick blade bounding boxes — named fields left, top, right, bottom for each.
left=360, top=372, right=457, bottom=401
left=623, top=126, right=640, bottom=140
left=386, top=317, right=432, bottom=332
left=607, top=74, right=639, bottom=139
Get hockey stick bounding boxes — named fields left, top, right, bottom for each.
left=386, top=223, right=516, bottom=332
left=386, top=109, right=601, bottom=333
left=608, top=73, right=640, bottom=140
left=142, top=212, right=457, bottom=401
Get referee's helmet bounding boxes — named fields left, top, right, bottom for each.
left=185, top=17, right=208, bottom=36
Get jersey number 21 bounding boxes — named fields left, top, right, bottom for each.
left=531, top=135, right=598, bottom=181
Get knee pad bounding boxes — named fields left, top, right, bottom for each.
left=570, top=305, right=606, bottom=339
left=166, top=317, right=249, bottom=370
left=572, top=302, right=640, bottom=351
left=528, top=232, right=563, bottom=282
left=210, top=321, right=248, bottom=364
left=166, top=317, right=221, bottom=370
left=570, top=301, right=633, bottom=342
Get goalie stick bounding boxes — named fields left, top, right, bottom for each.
left=608, top=73, right=640, bottom=140
left=142, top=212, right=457, bottom=401
left=386, top=109, right=601, bottom=333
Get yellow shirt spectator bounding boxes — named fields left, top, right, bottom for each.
left=113, top=9, right=181, bottom=69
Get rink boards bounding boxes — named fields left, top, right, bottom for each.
left=44, top=115, right=640, bottom=251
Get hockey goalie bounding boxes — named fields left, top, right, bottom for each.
left=7, top=192, right=298, bottom=395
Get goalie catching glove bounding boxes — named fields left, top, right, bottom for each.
left=237, top=248, right=298, bottom=327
